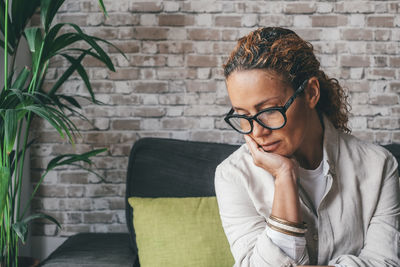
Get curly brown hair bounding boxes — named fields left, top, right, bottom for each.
left=223, top=27, right=350, bottom=133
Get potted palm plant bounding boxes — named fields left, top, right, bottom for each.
left=0, top=0, right=125, bottom=266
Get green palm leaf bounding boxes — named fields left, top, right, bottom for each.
left=22, top=105, right=70, bottom=142
left=4, top=109, right=18, bottom=154
left=46, top=148, right=106, bottom=171
left=24, top=27, right=43, bottom=53
left=97, top=0, right=108, bottom=17
left=66, top=23, right=115, bottom=71
left=0, top=166, right=10, bottom=219
left=43, top=32, right=81, bottom=60
left=40, top=0, right=65, bottom=33
left=11, top=67, right=30, bottom=90
left=61, top=53, right=95, bottom=101
left=48, top=50, right=88, bottom=97
left=13, top=212, right=61, bottom=243
left=57, top=94, right=81, bottom=109
left=91, top=36, right=127, bottom=61
left=0, top=38, right=14, bottom=54
left=11, top=0, right=40, bottom=41
left=24, top=27, right=43, bottom=71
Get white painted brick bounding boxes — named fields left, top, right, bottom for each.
left=167, top=28, right=187, bottom=40
left=316, top=3, right=333, bottom=13
left=293, top=15, right=312, bottom=27
left=167, top=55, right=184, bottom=67
left=140, top=14, right=157, bottom=26
left=349, top=116, right=367, bottom=130
left=141, top=42, right=158, bottom=54
left=170, top=131, right=189, bottom=140
left=141, top=118, right=161, bottom=130
left=197, top=68, right=211, bottom=79
left=114, top=81, right=132, bottom=94
left=375, top=3, right=388, bottom=13
left=350, top=68, right=364, bottom=80
left=349, top=14, right=366, bottom=26
left=242, top=14, right=258, bottom=27
left=195, top=14, right=212, bottom=26
left=319, top=55, right=338, bottom=67
left=166, top=106, right=184, bottom=116
left=320, top=28, right=340, bottom=41
left=163, top=1, right=180, bottom=12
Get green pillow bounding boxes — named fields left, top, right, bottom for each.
left=128, top=196, right=234, bottom=267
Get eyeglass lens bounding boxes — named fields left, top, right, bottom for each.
left=228, top=109, right=285, bottom=133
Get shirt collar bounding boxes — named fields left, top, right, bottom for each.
left=321, top=114, right=340, bottom=176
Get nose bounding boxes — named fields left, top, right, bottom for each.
left=251, top=120, right=271, bottom=138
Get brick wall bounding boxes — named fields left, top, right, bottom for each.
left=30, top=0, right=400, bottom=237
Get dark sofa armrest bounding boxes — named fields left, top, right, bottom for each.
left=39, top=233, right=137, bottom=267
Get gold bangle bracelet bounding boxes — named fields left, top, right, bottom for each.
left=266, top=221, right=305, bottom=237
left=267, top=218, right=307, bottom=234
left=269, top=215, right=307, bottom=229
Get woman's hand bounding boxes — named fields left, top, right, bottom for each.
left=244, top=135, right=298, bottom=180
left=244, top=135, right=302, bottom=223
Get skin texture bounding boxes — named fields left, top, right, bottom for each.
left=226, top=69, right=333, bottom=267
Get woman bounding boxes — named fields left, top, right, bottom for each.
left=215, top=27, right=399, bottom=267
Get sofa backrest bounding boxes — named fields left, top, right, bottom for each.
left=125, top=138, right=400, bottom=266
left=384, top=144, right=400, bottom=168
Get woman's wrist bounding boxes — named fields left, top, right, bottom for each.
left=272, top=168, right=302, bottom=223
left=274, top=168, right=298, bottom=186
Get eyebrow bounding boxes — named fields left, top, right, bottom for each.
left=233, top=96, right=281, bottom=112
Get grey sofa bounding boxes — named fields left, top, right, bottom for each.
left=39, top=138, right=238, bottom=267
left=39, top=138, right=400, bottom=267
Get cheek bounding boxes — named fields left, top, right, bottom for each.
left=280, top=109, right=308, bottom=152
left=279, top=129, right=303, bottom=155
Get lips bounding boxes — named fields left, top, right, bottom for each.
left=260, top=140, right=280, bottom=152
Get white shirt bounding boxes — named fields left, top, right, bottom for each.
left=298, top=158, right=327, bottom=210
left=215, top=115, right=400, bottom=267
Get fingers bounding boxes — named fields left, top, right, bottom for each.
left=244, top=135, right=261, bottom=156
left=244, top=135, right=297, bottom=178
left=244, top=135, right=268, bottom=168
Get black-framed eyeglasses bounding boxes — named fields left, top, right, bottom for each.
left=224, top=79, right=309, bottom=134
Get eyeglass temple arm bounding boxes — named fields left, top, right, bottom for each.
left=283, top=79, right=309, bottom=110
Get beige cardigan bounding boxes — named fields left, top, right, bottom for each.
left=215, top=116, right=400, bottom=267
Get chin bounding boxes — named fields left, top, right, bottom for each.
left=263, top=144, right=293, bottom=157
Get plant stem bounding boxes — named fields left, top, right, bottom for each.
left=4, top=0, right=8, bottom=91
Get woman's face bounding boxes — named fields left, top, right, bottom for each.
left=226, top=69, right=312, bottom=157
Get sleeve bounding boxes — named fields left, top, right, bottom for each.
left=265, top=226, right=309, bottom=264
left=328, top=153, right=400, bottom=267
left=214, top=165, right=309, bottom=267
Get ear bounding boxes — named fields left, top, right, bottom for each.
left=304, top=77, right=320, bottom=109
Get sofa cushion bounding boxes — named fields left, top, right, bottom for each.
left=125, top=137, right=239, bottom=265
left=128, top=196, right=234, bottom=267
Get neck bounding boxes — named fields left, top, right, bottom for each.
left=294, top=112, right=324, bottom=170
